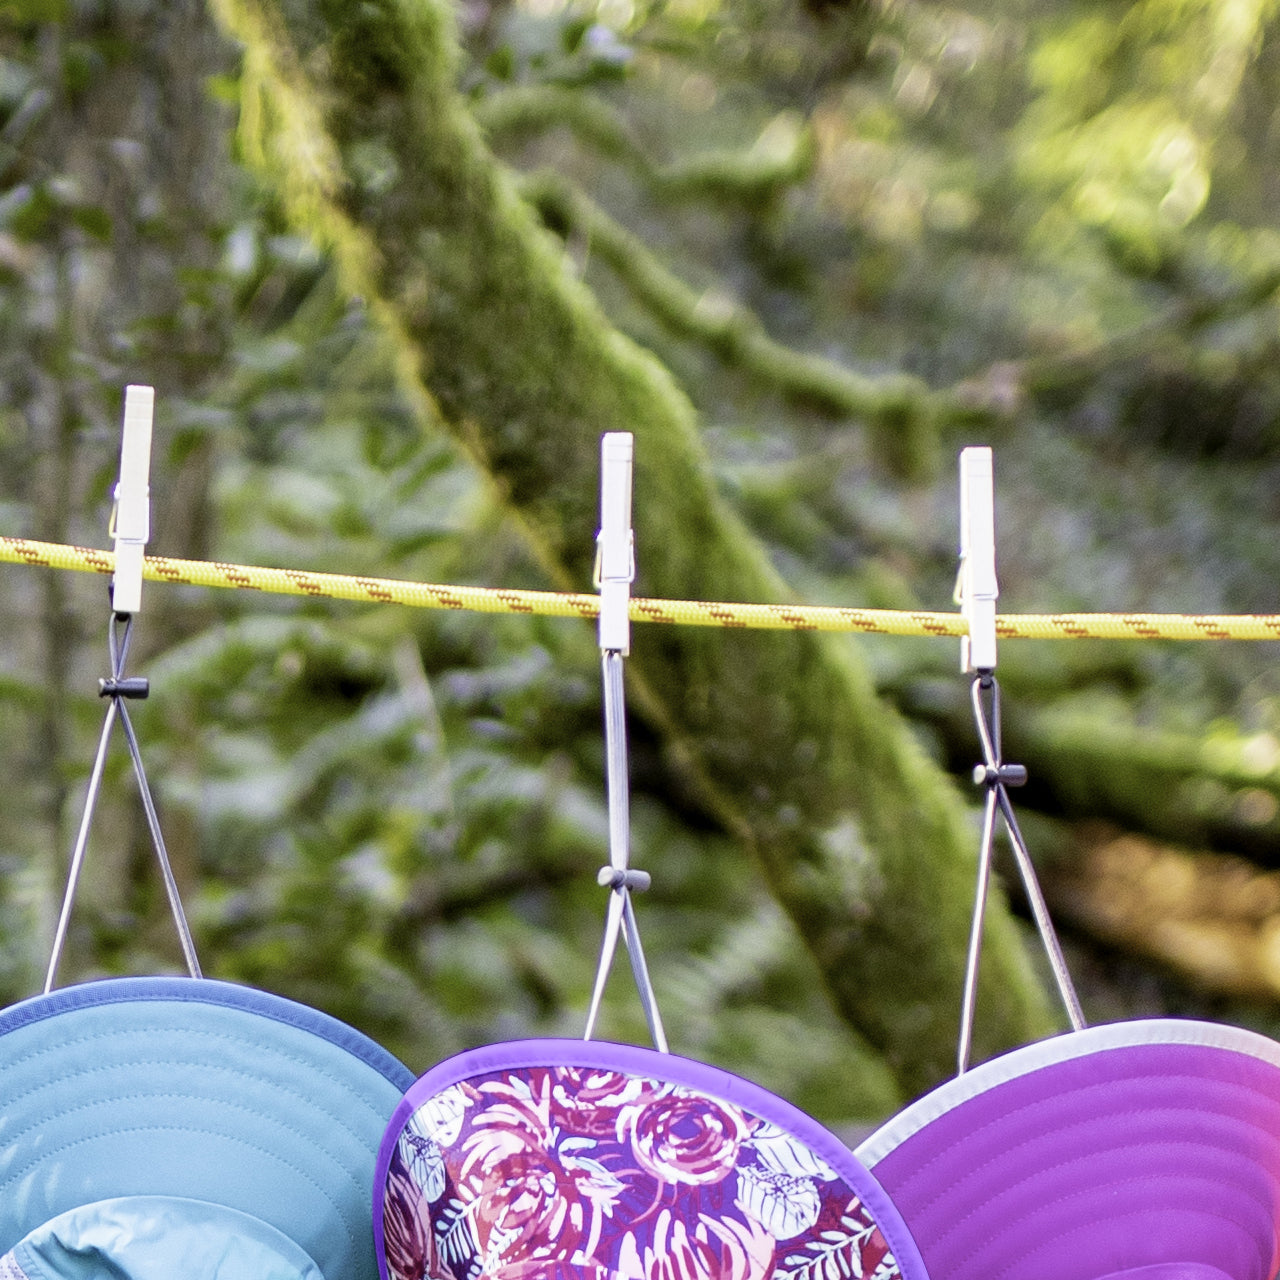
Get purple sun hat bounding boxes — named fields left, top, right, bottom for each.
left=854, top=453, right=1280, bottom=1280
left=856, top=1017, right=1280, bottom=1280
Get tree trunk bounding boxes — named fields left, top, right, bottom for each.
left=208, top=0, right=1057, bottom=1096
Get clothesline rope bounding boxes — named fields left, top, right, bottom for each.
left=4, top=534, right=1280, bottom=641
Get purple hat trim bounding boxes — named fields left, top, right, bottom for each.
left=374, top=1038, right=930, bottom=1280
left=856, top=1018, right=1280, bottom=1280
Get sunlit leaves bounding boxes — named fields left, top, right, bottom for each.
left=1018, top=0, right=1279, bottom=268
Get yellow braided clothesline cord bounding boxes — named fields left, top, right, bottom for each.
left=4, top=534, right=1280, bottom=641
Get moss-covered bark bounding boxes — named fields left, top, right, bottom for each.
left=208, top=0, right=1057, bottom=1096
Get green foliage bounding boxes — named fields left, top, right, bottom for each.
left=144, top=364, right=896, bottom=1108
left=6, top=0, right=1280, bottom=1123
left=209, top=0, right=1064, bottom=1098
left=1017, top=0, right=1277, bottom=272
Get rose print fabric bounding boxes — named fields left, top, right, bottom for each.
left=380, top=1057, right=905, bottom=1280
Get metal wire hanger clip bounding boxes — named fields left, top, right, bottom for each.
left=954, top=445, right=1083, bottom=1073
left=583, top=432, right=668, bottom=1051
left=44, top=385, right=202, bottom=992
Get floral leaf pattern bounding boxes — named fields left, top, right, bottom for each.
left=749, top=1123, right=839, bottom=1182
left=776, top=1204, right=891, bottom=1280
left=402, top=1126, right=447, bottom=1203
left=737, top=1164, right=822, bottom=1240
left=382, top=1064, right=903, bottom=1280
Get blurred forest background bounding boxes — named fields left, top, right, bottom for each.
left=6, top=0, right=1280, bottom=1133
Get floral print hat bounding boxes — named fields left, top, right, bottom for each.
left=374, top=1039, right=930, bottom=1280
left=373, top=436, right=930, bottom=1280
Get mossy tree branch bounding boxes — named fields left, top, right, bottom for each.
left=476, top=83, right=815, bottom=205
left=208, top=0, right=1057, bottom=1097
left=521, top=169, right=975, bottom=477
left=897, top=676, right=1280, bottom=864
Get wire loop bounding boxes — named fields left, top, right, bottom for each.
left=583, top=651, right=668, bottom=1052
left=956, top=672, right=1083, bottom=1074
left=44, top=610, right=202, bottom=993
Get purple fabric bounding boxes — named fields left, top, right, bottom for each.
left=374, top=1039, right=929, bottom=1280
left=865, top=1031, right=1280, bottom=1280
left=1094, top=1269, right=1234, bottom=1280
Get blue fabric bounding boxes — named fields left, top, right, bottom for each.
left=6, top=1197, right=324, bottom=1280
left=0, top=978, right=417, bottom=1280
left=0, top=977, right=413, bottom=1086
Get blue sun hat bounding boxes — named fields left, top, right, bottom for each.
left=0, top=977, right=416, bottom=1280
left=0, top=393, right=417, bottom=1280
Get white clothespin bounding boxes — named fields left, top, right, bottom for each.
left=595, top=432, right=635, bottom=655
left=956, top=446, right=998, bottom=673
left=586, top=431, right=667, bottom=1051
left=110, top=385, right=154, bottom=616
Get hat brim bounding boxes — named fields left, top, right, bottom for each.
left=0, top=977, right=416, bottom=1280
left=856, top=1019, right=1280, bottom=1280
left=375, top=1038, right=930, bottom=1280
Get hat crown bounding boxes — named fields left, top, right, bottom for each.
left=1, top=1197, right=323, bottom=1280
